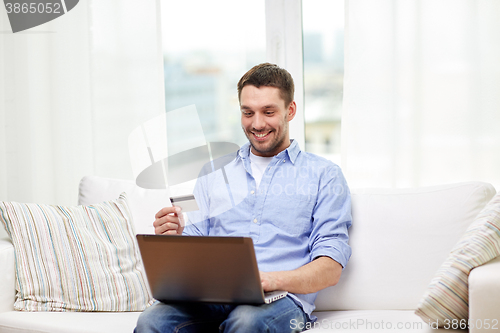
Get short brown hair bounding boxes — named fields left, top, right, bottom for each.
left=237, top=63, right=295, bottom=106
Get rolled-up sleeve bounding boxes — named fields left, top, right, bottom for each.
left=308, top=165, right=352, bottom=269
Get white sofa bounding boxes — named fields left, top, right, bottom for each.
left=1, top=176, right=499, bottom=333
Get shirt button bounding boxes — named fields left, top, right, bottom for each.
left=283, top=160, right=285, bottom=163
left=253, top=218, right=258, bottom=223
left=251, top=190, right=255, bottom=194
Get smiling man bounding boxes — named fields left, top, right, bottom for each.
left=135, top=63, right=352, bottom=333
left=239, top=77, right=294, bottom=157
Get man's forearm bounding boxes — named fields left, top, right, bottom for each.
left=260, top=256, right=342, bottom=294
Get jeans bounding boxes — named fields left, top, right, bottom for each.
left=134, top=296, right=308, bottom=333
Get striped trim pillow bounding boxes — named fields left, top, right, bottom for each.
left=415, top=192, right=500, bottom=325
left=0, top=193, right=153, bottom=312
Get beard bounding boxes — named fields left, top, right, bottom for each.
left=244, top=122, right=289, bottom=157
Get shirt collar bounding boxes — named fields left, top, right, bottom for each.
left=238, top=139, right=300, bottom=164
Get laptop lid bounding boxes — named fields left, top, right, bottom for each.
left=136, top=234, right=269, bottom=304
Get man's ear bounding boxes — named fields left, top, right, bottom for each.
left=287, top=101, right=297, bottom=121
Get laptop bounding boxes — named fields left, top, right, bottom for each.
left=136, top=234, right=288, bottom=304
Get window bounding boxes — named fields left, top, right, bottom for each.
left=160, top=0, right=344, bottom=165
left=303, top=0, right=345, bottom=164
left=161, top=0, right=266, bottom=147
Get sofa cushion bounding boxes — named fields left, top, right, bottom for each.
left=415, top=192, right=500, bottom=325
left=0, top=239, right=15, bottom=313
left=0, top=309, right=452, bottom=333
left=315, top=181, right=496, bottom=311
left=78, top=175, right=171, bottom=234
left=306, top=310, right=464, bottom=332
left=0, top=193, right=153, bottom=312
left=0, top=311, right=142, bottom=333
left=0, top=225, right=8, bottom=240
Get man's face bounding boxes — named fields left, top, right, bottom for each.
left=240, top=85, right=296, bottom=157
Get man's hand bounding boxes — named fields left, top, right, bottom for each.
left=260, top=271, right=281, bottom=292
left=153, top=206, right=184, bottom=235
left=259, top=257, right=343, bottom=294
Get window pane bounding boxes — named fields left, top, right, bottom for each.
left=303, top=0, right=344, bottom=164
left=161, top=0, right=266, bottom=148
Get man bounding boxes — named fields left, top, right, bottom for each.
left=135, top=63, right=351, bottom=332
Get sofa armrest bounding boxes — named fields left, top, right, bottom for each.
left=469, top=256, right=500, bottom=333
left=0, top=238, right=15, bottom=313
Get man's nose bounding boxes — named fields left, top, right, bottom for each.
left=252, top=113, right=266, bottom=130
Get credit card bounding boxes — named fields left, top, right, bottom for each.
left=170, top=194, right=199, bottom=212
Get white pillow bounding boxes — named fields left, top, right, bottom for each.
left=415, top=192, right=500, bottom=325
left=78, top=176, right=171, bottom=235
left=0, top=193, right=153, bottom=311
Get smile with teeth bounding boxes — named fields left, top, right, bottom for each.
left=253, top=131, right=271, bottom=141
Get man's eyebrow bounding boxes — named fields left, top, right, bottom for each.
left=240, top=104, right=279, bottom=110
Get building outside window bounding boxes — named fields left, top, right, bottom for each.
left=161, top=0, right=344, bottom=164
left=161, top=0, right=266, bottom=148
left=303, top=0, right=344, bottom=164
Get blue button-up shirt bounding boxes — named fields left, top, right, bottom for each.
left=184, top=140, right=352, bottom=318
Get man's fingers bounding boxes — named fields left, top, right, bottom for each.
left=154, top=206, right=184, bottom=235
left=153, top=210, right=181, bottom=227
left=155, top=207, right=173, bottom=219
left=155, top=221, right=179, bottom=234
left=164, top=222, right=180, bottom=231
left=259, top=271, right=280, bottom=292
left=155, top=206, right=181, bottom=219
left=155, top=224, right=173, bottom=235
left=153, top=215, right=171, bottom=228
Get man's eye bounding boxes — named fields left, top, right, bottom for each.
left=265, top=112, right=274, bottom=115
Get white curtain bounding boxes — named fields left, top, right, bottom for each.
left=0, top=0, right=164, bottom=205
left=342, top=0, right=500, bottom=190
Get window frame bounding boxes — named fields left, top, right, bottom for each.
left=265, top=0, right=305, bottom=149
left=156, top=0, right=306, bottom=150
